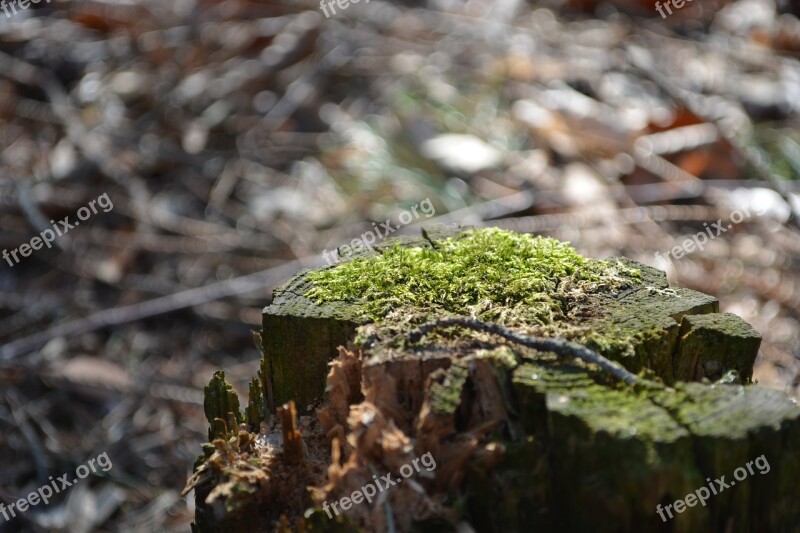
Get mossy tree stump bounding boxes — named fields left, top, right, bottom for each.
left=186, top=227, right=800, bottom=532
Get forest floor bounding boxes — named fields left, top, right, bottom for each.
left=1, top=0, right=799, bottom=531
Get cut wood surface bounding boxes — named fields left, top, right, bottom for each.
left=187, top=226, right=800, bottom=532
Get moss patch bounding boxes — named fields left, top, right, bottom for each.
left=305, top=228, right=641, bottom=324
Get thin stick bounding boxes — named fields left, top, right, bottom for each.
left=0, top=260, right=305, bottom=365
left=408, top=317, right=656, bottom=387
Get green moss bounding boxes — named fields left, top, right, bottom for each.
left=305, top=228, right=641, bottom=323
left=203, top=371, right=243, bottom=441
left=569, top=286, right=719, bottom=382
left=245, top=377, right=265, bottom=429
left=429, top=362, right=470, bottom=415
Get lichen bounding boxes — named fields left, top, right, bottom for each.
left=428, top=362, right=470, bottom=415
left=305, top=228, right=641, bottom=324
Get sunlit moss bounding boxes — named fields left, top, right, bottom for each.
left=305, top=228, right=641, bottom=323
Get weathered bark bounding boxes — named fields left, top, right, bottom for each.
left=511, top=360, right=800, bottom=531
left=187, top=226, right=800, bottom=532
left=261, top=273, right=363, bottom=413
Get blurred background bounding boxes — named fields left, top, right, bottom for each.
left=0, top=0, right=799, bottom=531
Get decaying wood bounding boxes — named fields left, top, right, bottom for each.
left=188, top=227, right=800, bottom=532
left=278, top=401, right=305, bottom=465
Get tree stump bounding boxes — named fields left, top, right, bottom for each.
left=185, top=226, right=800, bottom=533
